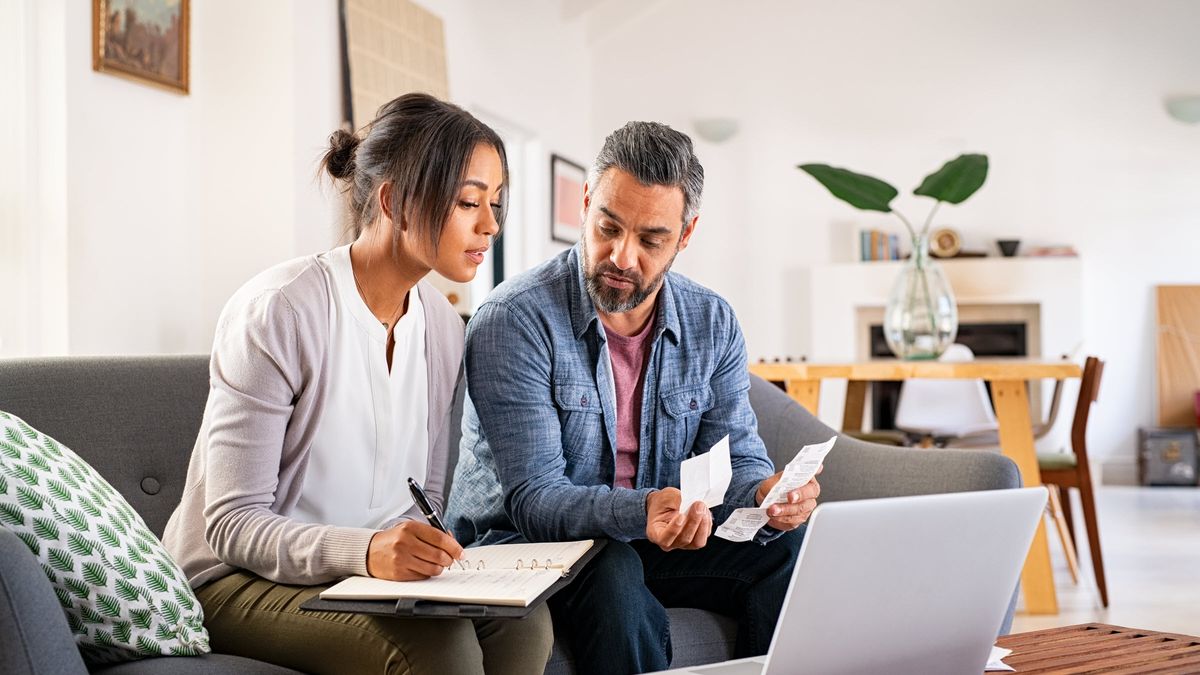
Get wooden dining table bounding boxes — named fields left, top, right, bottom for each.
left=749, top=359, right=1083, bottom=615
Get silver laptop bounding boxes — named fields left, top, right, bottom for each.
left=672, top=487, right=1047, bottom=675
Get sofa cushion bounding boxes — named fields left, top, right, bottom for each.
left=0, top=412, right=210, bottom=666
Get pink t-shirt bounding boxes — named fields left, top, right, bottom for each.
left=606, top=316, right=656, bottom=489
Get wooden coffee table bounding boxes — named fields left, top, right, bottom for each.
left=995, top=623, right=1200, bottom=673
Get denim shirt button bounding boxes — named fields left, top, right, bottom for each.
left=581, top=395, right=589, bottom=406
left=689, top=399, right=698, bottom=410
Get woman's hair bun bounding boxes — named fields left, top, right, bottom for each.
left=322, top=128, right=360, bottom=181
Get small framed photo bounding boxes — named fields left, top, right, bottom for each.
left=93, top=0, right=190, bottom=94
left=550, top=154, right=586, bottom=244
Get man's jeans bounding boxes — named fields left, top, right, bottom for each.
left=549, top=528, right=805, bottom=675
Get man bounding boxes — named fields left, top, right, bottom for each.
left=446, top=122, right=821, bottom=675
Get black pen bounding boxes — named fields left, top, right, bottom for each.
left=407, top=477, right=449, bottom=534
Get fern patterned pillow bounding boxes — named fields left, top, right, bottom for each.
left=0, top=410, right=209, bottom=665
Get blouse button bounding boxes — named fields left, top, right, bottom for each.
left=581, top=395, right=589, bottom=406
left=689, top=399, right=698, bottom=410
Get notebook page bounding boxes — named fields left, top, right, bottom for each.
left=319, top=568, right=562, bottom=606
left=455, top=540, right=593, bottom=572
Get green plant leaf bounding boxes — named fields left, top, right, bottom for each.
left=98, top=523, right=121, bottom=549
left=130, top=608, right=153, bottom=630
left=136, top=636, right=164, bottom=656
left=145, top=569, right=169, bottom=594
left=0, top=473, right=7, bottom=494
left=913, top=153, right=988, bottom=204
left=171, top=645, right=201, bottom=656
left=114, top=620, right=132, bottom=644
left=83, top=561, right=108, bottom=586
left=16, top=530, right=40, bottom=556
left=161, top=598, right=182, bottom=624
left=57, top=466, right=80, bottom=490
left=68, top=532, right=97, bottom=557
left=78, top=494, right=102, bottom=518
left=156, top=623, right=177, bottom=641
left=0, top=440, right=21, bottom=459
left=127, top=542, right=147, bottom=564
left=16, top=418, right=38, bottom=439
left=42, top=563, right=59, bottom=585
left=14, top=464, right=38, bottom=486
left=65, top=577, right=91, bottom=600
left=27, top=452, right=51, bottom=472
left=33, top=516, right=60, bottom=541
left=5, top=427, right=29, bottom=448
left=46, top=478, right=72, bottom=502
left=48, top=548, right=75, bottom=573
left=116, top=577, right=142, bottom=601
left=80, top=605, right=105, bottom=624
left=17, top=486, right=44, bottom=511
left=0, top=503, right=24, bottom=526
left=55, top=586, right=74, bottom=609
left=67, top=611, right=85, bottom=634
left=113, top=555, right=137, bottom=579
left=156, top=558, right=179, bottom=581
left=798, top=164, right=897, bottom=212
left=97, top=594, right=123, bottom=618
left=174, top=587, right=195, bottom=612
left=43, top=436, right=63, bottom=457
left=63, top=507, right=89, bottom=532
left=94, top=629, right=116, bottom=647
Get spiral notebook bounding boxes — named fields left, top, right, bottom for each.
left=317, top=540, right=596, bottom=608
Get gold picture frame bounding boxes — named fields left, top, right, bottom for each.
left=93, top=0, right=190, bottom=94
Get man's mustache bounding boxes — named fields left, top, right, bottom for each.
left=596, top=264, right=640, bottom=285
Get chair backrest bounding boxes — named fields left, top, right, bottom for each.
left=894, top=344, right=998, bottom=437
left=1069, top=356, right=1104, bottom=471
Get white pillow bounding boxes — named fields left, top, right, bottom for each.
left=0, top=411, right=210, bottom=665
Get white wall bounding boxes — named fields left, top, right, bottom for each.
left=20, top=0, right=592, bottom=357
left=60, top=0, right=342, bottom=356
left=416, top=0, right=594, bottom=277
left=588, top=0, right=1200, bottom=470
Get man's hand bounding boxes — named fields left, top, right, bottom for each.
left=366, top=521, right=464, bottom=581
left=755, top=464, right=823, bottom=531
left=646, top=488, right=712, bottom=552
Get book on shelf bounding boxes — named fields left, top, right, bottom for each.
left=859, top=229, right=902, bottom=261
left=318, top=540, right=596, bottom=608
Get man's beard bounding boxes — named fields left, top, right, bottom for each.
left=582, top=237, right=678, bottom=314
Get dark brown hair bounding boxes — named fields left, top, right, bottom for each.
left=321, top=93, right=508, bottom=249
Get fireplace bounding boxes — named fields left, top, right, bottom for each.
left=867, top=322, right=1028, bottom=430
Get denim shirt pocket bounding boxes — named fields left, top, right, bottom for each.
left=554, top=381, right=605, bottom=469
left=659, top=383, right=715, bottom=460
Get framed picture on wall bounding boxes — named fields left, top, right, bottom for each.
left=93, top=0, right=190, bottom=94
left=550, top=154, right=586, bottom=244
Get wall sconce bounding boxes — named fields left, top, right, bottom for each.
left=692, top=118, right=740, bottom=143
left=1165, top=96, right=1200, bottom=125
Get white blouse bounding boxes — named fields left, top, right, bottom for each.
left=293, top=244, right=429, bottom=529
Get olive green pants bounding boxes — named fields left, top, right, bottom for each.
left=196, top=571, right=555, bottom=675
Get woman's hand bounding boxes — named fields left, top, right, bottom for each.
left=366, top=521, right=465, bottom=581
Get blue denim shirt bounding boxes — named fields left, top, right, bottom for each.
left=445, top=245, right=777, bottom=546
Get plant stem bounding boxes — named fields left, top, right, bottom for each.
left=920, top=201, right=942, bottom=237
left=893, top=210, right=917, bottom=239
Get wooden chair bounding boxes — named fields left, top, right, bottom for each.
left=1038, top=355, right=1108, bottom=607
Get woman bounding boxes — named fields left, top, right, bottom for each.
left=163, top=93, right=554, bottom=674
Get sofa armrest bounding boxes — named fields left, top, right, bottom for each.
left=0, top=527, right=88, bottom=675
left=749, top=375, right=1021, bottom=501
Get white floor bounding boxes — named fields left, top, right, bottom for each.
left=1010, top=486, right=1200, bottom=636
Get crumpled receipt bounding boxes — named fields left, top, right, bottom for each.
left=713, top=436, right=836, bottom=542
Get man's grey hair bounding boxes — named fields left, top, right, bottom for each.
left=587, top=121, right=705, bottom=225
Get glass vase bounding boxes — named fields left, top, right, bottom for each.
left=883, top=233, right=958, bottom=360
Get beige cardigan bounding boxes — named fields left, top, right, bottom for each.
left=162, top=253, right=464, bottom=589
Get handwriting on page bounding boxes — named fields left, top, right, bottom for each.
left=714, top=436, right=836, bottom=542
left=679, top=435, right=732, bottom=510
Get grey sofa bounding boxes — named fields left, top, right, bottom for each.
left=0, top=356, right=1021, bottom=674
